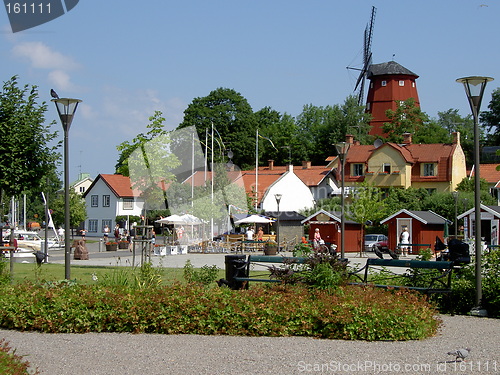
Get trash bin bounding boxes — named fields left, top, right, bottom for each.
left=224, top=254, right=248, bottom=290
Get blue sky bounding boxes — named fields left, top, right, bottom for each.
left=1, top=0, right=498, bottom=182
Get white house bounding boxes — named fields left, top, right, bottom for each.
left=260, top=165, right=315, bottom=212
left=72, top=173, right=94, bottom=195
left=83, top=174, right=144, bottom=237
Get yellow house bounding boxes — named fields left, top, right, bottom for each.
left=327, top=132, right=466, bottom=193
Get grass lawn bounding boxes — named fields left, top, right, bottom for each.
left=7, top=262, right=226, bottom=285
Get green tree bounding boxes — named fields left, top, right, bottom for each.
left=177, top=88, right=257, bottom=169
left=255, top=107, right=302, bottom=165
left=382, top=187, right=430, bottom=217
left=0, top=76, right=60, bottom=218
left=51, top=190, right=87, bottom=229
left=480, top=87, right=500, bottom=146
left=296, top=96, right=371, bottom=165
left=435, top=109, right=475, bottom=165
left=382, top=98, right=429, bottom=142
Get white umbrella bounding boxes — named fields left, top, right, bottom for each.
left=179, top=214, right=205, bottom=225
left=234, top=214, right=275, bottom=224
left=155, top=215, right=186, bottom=225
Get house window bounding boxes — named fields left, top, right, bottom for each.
left=123, top=198, right=134, bottom=210
left=399, top=80, right=405, bottom=86
left=412, top=82, right=415, bottom=88
left=91, top=195, right=98, bottom=207
left=353, top=163, right=364, bottom=176
left=79, top=186, right=86, bottom=193
left=102, top=220, right=112, bottom=233
left=383, top=164, right=391, bottom=174
left=381, top=80, right=387, bottom=87
left=88, top=219, right=98, bottom=233
left=423, top=163, right=436, bottom=176
left=103, top=195, right=110, bottom=207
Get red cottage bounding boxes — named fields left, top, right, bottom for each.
left=380, top=209, right=450, bottom=254
left=301, top=209, right=363, bottom=253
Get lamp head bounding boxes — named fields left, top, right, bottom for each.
left=456, top=76, right=493, bottom=118
left=52, top=98, right=82, bottom=132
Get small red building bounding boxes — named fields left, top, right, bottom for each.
left=301, top=209, right=363, bottom=253
left=380, top=209, right=450, bottom=254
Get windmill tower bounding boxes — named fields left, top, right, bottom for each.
left=366, top=61, right=420, bottom=137
left=349, top=6, right=421, bottom=138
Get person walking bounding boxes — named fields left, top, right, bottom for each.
left=400, top=227, right=410, bottom=256
left=103, top=225, right=110, bottom=242
left=313, top=228, right=322, bottom=251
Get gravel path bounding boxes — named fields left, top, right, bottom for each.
left=1, top=315, right=499, bottom=374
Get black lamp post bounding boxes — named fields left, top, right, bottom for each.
left=456, top=76, right=493, bottom=315
left=52, top=97, right=82, bottom=280
left=274, top=193, right=282, bottom=249
left=335, top=142, right=350, bottom=259
left=452, top=191, right=458, bottom=238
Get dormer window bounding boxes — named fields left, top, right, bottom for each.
left=353, top=163, right=364, bottom=176
left=383, top=163, right=391, bottom=174
left=423, top=163, right=436, bottom=176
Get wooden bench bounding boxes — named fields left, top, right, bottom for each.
left=349, top=258, right=455, bottom=294
left=232, top=255, right=307, bottom=287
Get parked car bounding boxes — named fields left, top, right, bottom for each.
left=364, top=234, right=388, bottom=252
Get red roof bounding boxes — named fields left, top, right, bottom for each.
left=84, top=174, right=139, bottom=198
left=469, top=164, right=500, bottom=184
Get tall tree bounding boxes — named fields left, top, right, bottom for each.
left=51, top=190, right=87, bottom=229
left=382, top=98, right=429, bottom=142
left=0, top=76, right=60, bottom=219
left=177, top=88, right=257, bottom=170
left=436, top=109, right=475, bottom=165
left=480, top=87, right=500, bottom=146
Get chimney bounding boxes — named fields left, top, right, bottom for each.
left=402, top=133, right=412, bottom=144
left=268, top=160, right=274, bottom=170
left=287, top=164, right=294, bottom=172
left=302, top=161, right=311, bottom=169
left=345, top=134, right=354, bottom=144
left=452, top=131, right=460, bottom=145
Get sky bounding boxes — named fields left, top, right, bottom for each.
left=1, top=0, right=499, bottom=183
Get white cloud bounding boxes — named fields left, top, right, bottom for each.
left=48, top=70, right=73, bottom=91
left=12, top=41, right=79, bottom=70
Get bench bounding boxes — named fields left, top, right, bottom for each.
left=229, top=255, right=307, bottom=288
left=349, top=258, right=455, bottom=294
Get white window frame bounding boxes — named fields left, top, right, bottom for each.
left=103, top=195, right=110, bottom=207
left=381, top=80, right=387, bottom=87
left=88, top=219, right=98, bottom=233
left=399, top=80, right=405, bottom=86
left=123, top=198, right=134, bottom=210
left=91, top=195, right=98, bottom=207
left=383, top=163, right=391, bottom=174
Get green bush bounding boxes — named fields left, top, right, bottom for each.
left=0, top=338, right=39, bottom=374
left=0, top=258, right=10, bottom=285
left=183, top=260, right=219, bottom=286
left=0, top=282, right=438, bottom=340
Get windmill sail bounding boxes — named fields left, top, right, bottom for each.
left=352, top=6, right=376, bottom=105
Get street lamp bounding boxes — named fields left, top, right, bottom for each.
left=452, top=191, right=459, bottom=238
left=52, top=97, right=82, bottom=280
left=456, top=76, right=493, bottom=315
left=335, top=142, right=351, bottom=259
left=274, top=193, right=282, bottom=249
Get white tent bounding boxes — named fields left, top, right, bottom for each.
left=234, top=214, right=275, bottom=224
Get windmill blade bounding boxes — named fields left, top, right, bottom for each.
left=354, top=6, right=376, bottom=105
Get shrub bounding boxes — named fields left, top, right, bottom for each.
left=183, top=260, right=219, bottom=286
left=0, top=338, right=39, bottom=374
left=0, top=259, right=10, bottom=285
left=0, top=282, right=438, bottom=340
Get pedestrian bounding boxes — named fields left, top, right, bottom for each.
left=313, top=228, right=322, bottom=251
left=246, top=227, right=254, bottom=241
left=257, top=227, right=264, bottom=241
left=114, top=224, right=120, bottom=241
left=103, top=225, right=110, bottom=242
left=400, top=227, right=410, bottom=256
left=80, top=228, right=87, bottom=240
